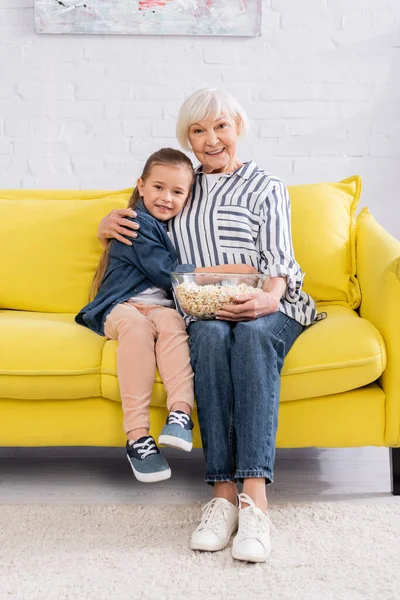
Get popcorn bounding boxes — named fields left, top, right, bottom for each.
left=175, top=281, right=263, bottom=319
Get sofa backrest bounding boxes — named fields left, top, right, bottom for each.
left=0, top=189, right=130, bottom=313
left=0, top=176, right=361, bottom=314
left=289, top=175, right=361, bottom=308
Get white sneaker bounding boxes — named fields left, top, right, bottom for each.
left=232, top=493, right=273, bottom=563
left=190, top=498, right=239, bottom=552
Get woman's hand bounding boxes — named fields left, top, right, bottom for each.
left=98, top=208, right=139, bottom=248
left=215, top=290, right=281, bottom=322
left=216, top=276, right=287, bottom=321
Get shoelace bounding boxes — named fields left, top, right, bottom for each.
left=168, top=411, right=190, bottom=428
left=132, top=437, right=158, bottom=459
left=197, top=498, right=230, bottom=534
left=237, top=493, right=277, bottom=539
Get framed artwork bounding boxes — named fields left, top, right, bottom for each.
left=34, top=1, right=262, bottom=36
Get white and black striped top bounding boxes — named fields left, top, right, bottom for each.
left=168, top=161, right=317, bottom=326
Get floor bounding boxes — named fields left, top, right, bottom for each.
left=0, top=446, right=397, bottom=505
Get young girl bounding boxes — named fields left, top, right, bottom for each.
left=76, top=148, right=197, bottom=483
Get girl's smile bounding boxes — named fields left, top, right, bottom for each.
left=137, top=164, right=193, bottom=221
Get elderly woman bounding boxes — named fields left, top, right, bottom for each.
left=99, top=89, right=316, bottom=563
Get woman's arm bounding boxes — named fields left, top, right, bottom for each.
left=257, top=182, right=303, bottom=303
left=262, top=275, right=287, bottom=298
left=195, top=265, right=258, bottom=275
left=192, top=264, right=258, bottom=285
left=98, top=209, right=139, bottom=248
left=216, top=181, right=299, bottom=321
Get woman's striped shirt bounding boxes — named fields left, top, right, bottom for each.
left=168, top=160, right=317, bottom=326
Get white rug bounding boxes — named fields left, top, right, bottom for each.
left=1, top=502, right=399, bottom=600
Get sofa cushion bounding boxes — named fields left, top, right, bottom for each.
left=280, top=304, right=386, bottom=401
left=100, top=304, right=386, bottom=405
left=0, top=189, right=130, bottom=313
left=0, top=310, right=105, bottom=400
left=288, top=176, right=361, bottom=308
left=0, top=305, right=385, bottom=405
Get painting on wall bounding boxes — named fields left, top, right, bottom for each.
left=35, top=1, right=262, bottom=36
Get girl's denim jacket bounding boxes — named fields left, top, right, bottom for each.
left=75, top=200, right=194, bottom=335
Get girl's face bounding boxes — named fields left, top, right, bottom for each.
left=137, top=164, right=192, bottom=221
left=188, top=114, right=240, bottom=174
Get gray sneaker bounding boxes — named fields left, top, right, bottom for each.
left=158, top=410, right=194, bottom=452
left=126, top=436, right=171, bottom=483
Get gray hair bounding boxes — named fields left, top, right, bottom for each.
left=176, top=88, right=250, bottom=151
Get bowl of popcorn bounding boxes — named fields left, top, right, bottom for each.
left=171, top=272, right=270, bottom=320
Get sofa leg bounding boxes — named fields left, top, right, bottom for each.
left=390, top=448, right=400, bottom=495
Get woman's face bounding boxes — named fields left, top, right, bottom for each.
left=188, top=114, right=240, bottom=174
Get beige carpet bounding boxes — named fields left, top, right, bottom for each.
left=0, top=502, right=399, bottom=600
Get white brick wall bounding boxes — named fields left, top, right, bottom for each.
left=0, top=0, right=399, bottom=237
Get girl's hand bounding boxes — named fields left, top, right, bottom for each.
left=215, top=290, right=281, bottom=322
left=98, top=208, right=139, bottom=247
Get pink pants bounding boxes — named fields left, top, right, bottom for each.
left=104, top=302, right=194, bottom=436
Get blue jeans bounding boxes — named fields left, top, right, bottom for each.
left=188, top=312, right=304, bottom=485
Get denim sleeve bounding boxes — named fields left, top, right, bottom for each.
left=174, top=264, right=195, bottom=273
left=113, top=217, right=194, bottom=290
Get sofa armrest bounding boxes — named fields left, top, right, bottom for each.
left=356, top=208, right=400, bottom=446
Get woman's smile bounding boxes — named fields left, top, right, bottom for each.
left=206, top=148, right=225, bottom=156
left=188, top=115, right=241, bottom=174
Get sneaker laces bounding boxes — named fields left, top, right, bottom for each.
left=237, top=493, right=277, bottom=539
left=132, top=437, right=158, bottom=459
left=197, top=498, right=232, bottom=535
left=168, top=411, right=190, bottom=428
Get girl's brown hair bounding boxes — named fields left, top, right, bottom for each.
left=89, top=148, right=194, bottom=301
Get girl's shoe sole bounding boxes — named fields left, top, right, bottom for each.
left=158, top=434, right=192, bottom=452
left=127, top=457, right=171, bottom=483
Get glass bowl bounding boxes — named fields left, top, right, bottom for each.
left=171, top=272, right=269, bottom=320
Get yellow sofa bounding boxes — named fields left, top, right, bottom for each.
left=1, top=176, right=399, bottom=494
